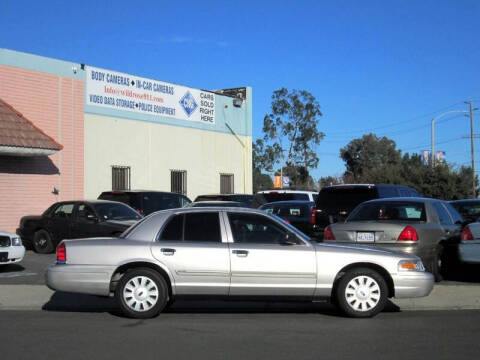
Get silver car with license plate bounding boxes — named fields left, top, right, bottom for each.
left=46, top=207, right=433, bottom=319
left=323, top=198, right=463, bottom=281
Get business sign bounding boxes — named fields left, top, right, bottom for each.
left=282, top=176, right=290, bottom=188
left=86, top=66, right=215, bottom=124
left=274, top=176, right=282, bottom=188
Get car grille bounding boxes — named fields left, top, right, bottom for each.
left=0, top=236, right=11, bottom=247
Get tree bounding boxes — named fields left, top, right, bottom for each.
left=252, top=167, right=273, bottom=193
left=340, top=133, right=402, bottom=182
left=339, top=134, right=478, bottom=199
left=261, top=88, right=324, bottom=178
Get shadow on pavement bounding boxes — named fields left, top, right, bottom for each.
left=0, top=264, right=25, bottom=273
left=42, top=292, right=401, bottom=317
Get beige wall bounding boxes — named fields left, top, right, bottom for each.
left=84, top=113, right=252, bottom=200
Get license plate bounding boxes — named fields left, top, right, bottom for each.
left=356, top=232, right=375, bottom=242
left=0, top=252, right=8, bottom=262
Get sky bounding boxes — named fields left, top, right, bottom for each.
left=2, top=0, right=480, bottom=180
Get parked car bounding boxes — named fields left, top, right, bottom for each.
left=185, top=201, right=244, bottom=208
left=323, top=197, right=463, bottom=281
left=260, top=200, right=316, bottom=236
left=46, top=207, right=433, bottom=319
left=314, top=184, right=420, bottom=238
left=0, top=229, right=25, bottom=265
left=17, top=200, right=142, bottom=253
left=457, top=222, right=480, bottom=264
left=194, top=194, right=254, bottom=207
left=449, top=199, right=480, bottom=224
left=99, top=190, right=191, bottom=215
left=254, top=190, right=318, bottom=208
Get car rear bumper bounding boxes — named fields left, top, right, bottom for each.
left=392, top=272, right=434, bottom=298
left=45, top=264, right=115, bottom=296
left=458, top=243, right=480, bottom=264
left=0, top=246, right=25, bottom=265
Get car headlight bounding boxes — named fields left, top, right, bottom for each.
left=11, top=237, right=22, bottom=246
left=398, top=259, right=425, bottom=272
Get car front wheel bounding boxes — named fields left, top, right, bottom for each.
left=335, top=268, right=388, bottom=318
left=33, top=230, right=54, bottom=254
left=115, top=268, right=168, bottom=319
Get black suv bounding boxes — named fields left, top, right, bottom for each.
left=98, top=190, right=191, bottom=215
left=314, top=184, right=420, bottom=239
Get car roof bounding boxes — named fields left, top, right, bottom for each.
left=54, top=200, right=126, bottom=205
left=256, top=190, right=317, bottom=194
left=449, top=199, right=480, bottom=203
left=362, top=197, right=441, bottom=204
left=161, top=206, right=264, bottom=214
left=261, top=200, right=314, bottom=206
left=101, top=190, right=183, bottom=194
left=192, top=201, right=241, bottom=204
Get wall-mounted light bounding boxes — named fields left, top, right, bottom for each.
left=52, top=187, right=59, bottom=195
left=80, top=63, right=85, bottom=70
left=72, top=66, right=78, bottom=74
left=233, top=98, right=243, bottom=107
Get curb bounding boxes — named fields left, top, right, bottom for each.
left=1, top=284, right=480, bottom=312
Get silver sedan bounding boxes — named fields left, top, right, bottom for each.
left=46, top=207, right=433, bottom=319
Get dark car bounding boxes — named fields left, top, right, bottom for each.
left=449, top=199, right=480, bottom=224
left=260, top=201, right=316, bottom=236
left=314, top=184, right=420, bottom=238
left=194, top=194, right=254, bottom=207
left=98, top=190, right=191, bottom=215
left=17, top=200, right=142, bottom=253
left=185, top=201, right=245, bottom=208
left=323, top=197, right=463, bottom=281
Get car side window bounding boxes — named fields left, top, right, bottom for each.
left=159, top=214, right=184, bottom=241
left=228, top=212, right=301, bottom=245
left=433, top=202, right=453, bottom=225
left=53, top=203, right=75, bottom=218
left=76, top=204, right=96, bottom=220
left=443, top=203, right=463, bottom=224
left=184, top=212, right=221, bottom=242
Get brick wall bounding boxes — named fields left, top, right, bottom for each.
left=0, top=65, right=84, bottom=232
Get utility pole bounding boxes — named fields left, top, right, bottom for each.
left=431, top=118, right=435, bottom=167
left=466, top=101, right=476, bottom=198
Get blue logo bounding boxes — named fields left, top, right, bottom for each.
left=179, top=91, right=198, bottom=117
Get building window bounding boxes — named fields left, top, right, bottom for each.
left=220, top=173, right=234, bottom=194
left=171, top=170, right=187, bottom=196
left=112, top=166, right=131, bottom=191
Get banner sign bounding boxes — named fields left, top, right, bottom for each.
left=86, top=66, right=215, bottom=124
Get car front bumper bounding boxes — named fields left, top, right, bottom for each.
left=392, top=271, right=434, bottom=298
left=45, top=264, right=115, bottom=296
left=0, top=245, right=25, bottom=265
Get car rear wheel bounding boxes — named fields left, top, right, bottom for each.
left=115, top=268, right=168, bottom=319
left=429, top=248, right=443, bottom=282
left=33, top=230, right=54, bottom=254
left=335, top=268, right=388, bottom=318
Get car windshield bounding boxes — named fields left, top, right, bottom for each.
left=262, top=203, right=311, bottom=218
left=348, top=201, right=426, bottom=222
left=93, top=203, right=143, bottom=221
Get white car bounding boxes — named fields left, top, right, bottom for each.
left=257, top=190, right=318, bottom=202
left=0, top=229, right=25, bottom=265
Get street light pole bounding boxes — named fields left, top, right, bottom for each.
left=466, top=101, right=476, bottom=197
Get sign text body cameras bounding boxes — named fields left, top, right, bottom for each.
left=86, top=66, right=215, bottom=124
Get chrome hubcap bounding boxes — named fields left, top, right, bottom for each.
left=345, top=276, right=381, bottom=312
left=123, top=276, right=159, bottom=312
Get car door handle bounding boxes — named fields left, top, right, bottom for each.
left=161, top=248, right=176, bottom=256
left=232, top=250, right=249, bottom=257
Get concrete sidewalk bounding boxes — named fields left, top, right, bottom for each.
left=0, top=284, right=479, bottom=312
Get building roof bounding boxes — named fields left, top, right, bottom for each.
left=0, top=98, right=62, bottom=155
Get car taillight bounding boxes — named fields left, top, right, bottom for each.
left=283, top=218, right=290, bottom=224
left=310, top=207, right=316, bottom=225
left=57, top=242, right=66, bottom=263
left=135, top=208, right=143, bottom=215
left=461, top=226, right=474, bottom=241
left=324, top=226, right=335, bottom=240
left=397, top=226, right=418, bottom=241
